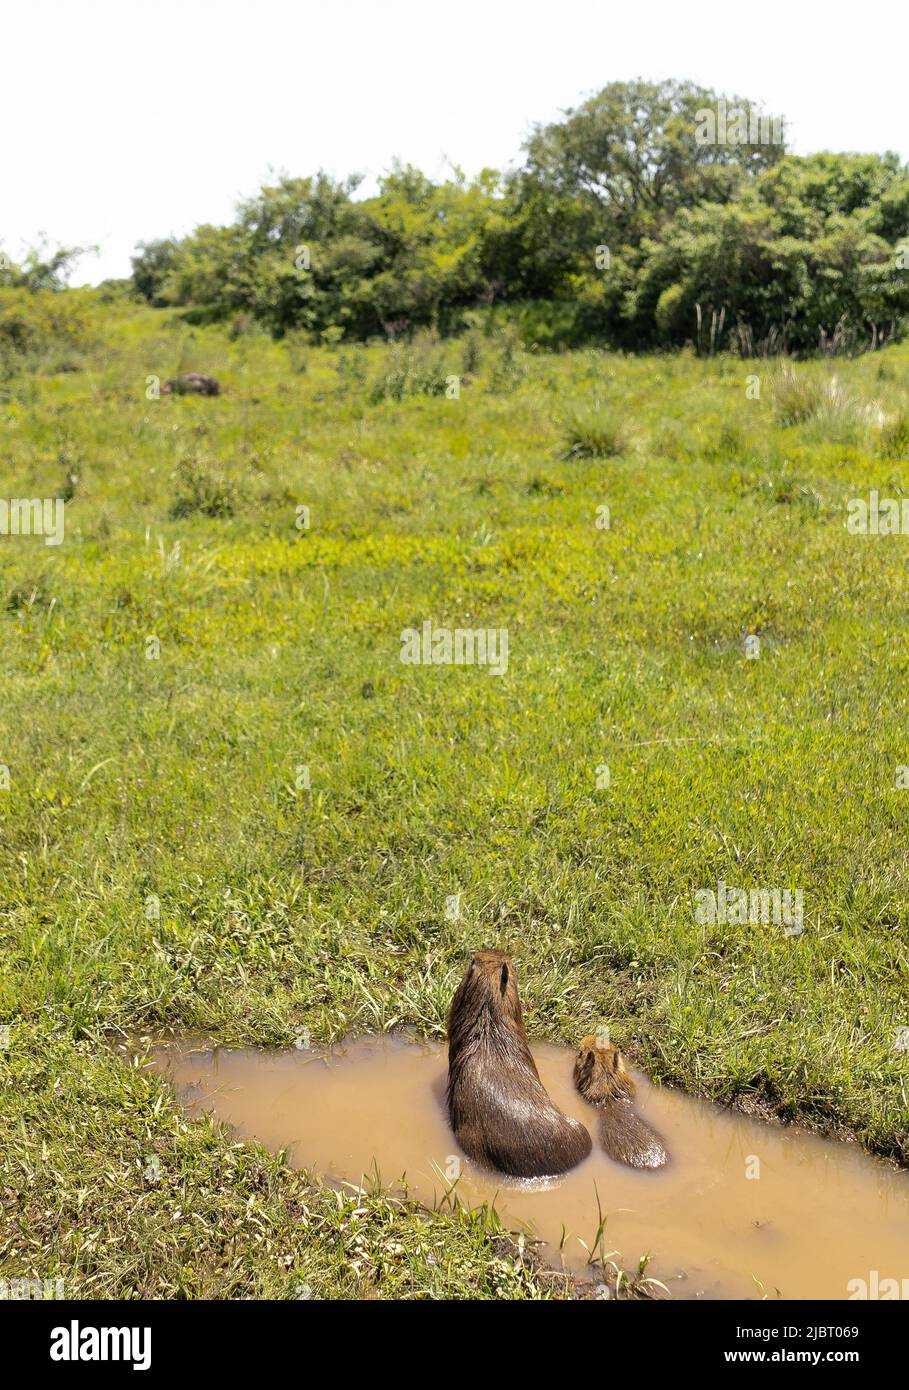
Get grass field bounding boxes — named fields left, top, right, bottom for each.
left=1, top=302, right=908, bottom=1297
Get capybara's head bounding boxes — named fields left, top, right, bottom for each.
left=574, top=1035, right=636, bottom=1102
left=447, top=949, right=524, bottom=1044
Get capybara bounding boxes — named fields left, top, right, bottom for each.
left=161, top=373, right=220, bottom=396
left=573, top=1035, right=669, bottom=1169
left=447, top=950, right=592, bottom=1178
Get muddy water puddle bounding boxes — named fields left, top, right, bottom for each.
left=146, top=1034, right=909, bottom=1299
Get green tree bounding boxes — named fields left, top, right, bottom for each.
left=521, top=79, right=785, bottom=245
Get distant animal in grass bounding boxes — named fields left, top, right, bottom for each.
left=573, top=1035, right=669, bottom=1169
left=161, top=373, right=221, bottom=397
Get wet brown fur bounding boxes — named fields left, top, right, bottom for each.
left=447, top=951, right=592, bottom=1178
left=574, top=1036, right=669, bottom=1169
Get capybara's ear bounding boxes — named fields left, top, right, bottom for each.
left=576, top=1047, right=595, bottom=1082
left=608, top=1047, right=621, bottom=1072
left=499, top=961, right=509, bottom=994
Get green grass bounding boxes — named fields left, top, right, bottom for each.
left=0, top=1023, right=573, bottom=1300
left=2, top=302, right=909, bottom=1297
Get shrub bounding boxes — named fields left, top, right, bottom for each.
left=488, top=324, right=526, bottom=392
left=0, top=288, right=93, bottom=373
left=369, top=333, right=451, bottom=403
left=461, top=331, right=482, bottom=377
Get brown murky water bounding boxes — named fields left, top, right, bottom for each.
left=146, top=1033, right=909, bottom=1299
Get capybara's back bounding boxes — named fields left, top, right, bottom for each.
left=447, top=951, right=592, bottom=1178
left=162, top=373, right=220, bottom=396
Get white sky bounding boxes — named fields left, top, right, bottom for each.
left=4, top=0, right=908, bottom=285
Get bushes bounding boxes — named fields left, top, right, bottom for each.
left=132, top=169, right=503, bottom=344
left=368, top=333, right=453, bottom=402
left=123, top=85, right=909, bottom=356
left=0, top=288, right=94, bottom=374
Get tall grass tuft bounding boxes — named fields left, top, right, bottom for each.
left=772, top=364, right=883, bottom=440
left=879, top=410, right=909, bottom=460
left=170, top=453, right=246, bottom=519
left=772, top=366, right=850, bottom=426
left=559, top=404, right=632, bottom=459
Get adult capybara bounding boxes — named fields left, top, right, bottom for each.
left=446, top=950, right=592, bottom=1179
left=573, top=1035, right=669, bottom=1169
left=161, top=373, right=220, bottom=396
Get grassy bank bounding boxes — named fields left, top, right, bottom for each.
left=2, top=302, right=908, bottom=1296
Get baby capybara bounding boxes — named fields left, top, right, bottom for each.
left=446, top=950, right=592, bottom=1179
left=573, top=1035, right=669, bottom=1169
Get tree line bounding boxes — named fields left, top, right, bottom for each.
left=23, top=80, right=909, bottom=355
